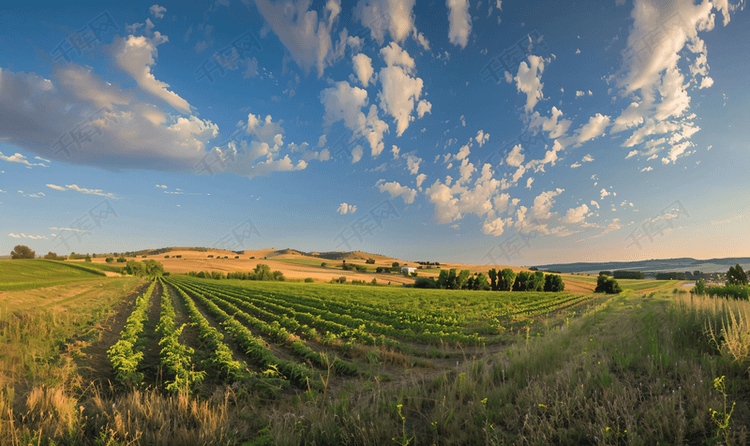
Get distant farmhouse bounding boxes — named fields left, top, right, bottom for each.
left=401, top=266, right=417, bottom=275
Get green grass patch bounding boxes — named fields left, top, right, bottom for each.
left=0, top=260, right=109, bottom=291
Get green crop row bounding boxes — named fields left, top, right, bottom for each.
left=176, top=281, right=359, bottom=376
left=106, top=281, right=157, bottom=384
left=168, top=282, right=247, bottom=381
left=179, top=277, right=483, bottom=346
left=170, top=281, right=321, bottom=391
left=156, top=279, right=206, bottom=393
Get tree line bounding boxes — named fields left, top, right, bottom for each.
left=187, top=264, right=285, bottom=282
left=413, top=268, right=565, bottom=292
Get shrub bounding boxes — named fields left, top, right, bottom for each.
left=544, top=274, right=565, bottom=292
left=366, top=258, right=375, bottom=264
left=321, top=262, right=328, bottom=267
left=692, top=279, right=706, bottom=296
left=338, top=276, right=347, bottom=284
left=410, top=272, right=417, bottom=277
left=414, top=277, right=437, bottom=289
left=304, top=278, right=314, bottom=283
left=116, top=256, right=127, bottom=263
left=165, top=255, right=170, bottom=258
left=705, top=285, right=749, bottom=300
left=85, top=255, right=92, bottom=262
left=595, top=274, right=622, bottom=294
left=105, top=257, right=114, bottom=263
left=392, top=262, right=400, bottom=268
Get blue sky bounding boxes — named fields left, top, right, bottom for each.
left=1, top=0, right=748, bottom=265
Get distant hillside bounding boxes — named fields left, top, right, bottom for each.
left=534, top=257, right=750, bottom=274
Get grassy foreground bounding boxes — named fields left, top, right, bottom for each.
left=0, top=262, right=748, bottom=445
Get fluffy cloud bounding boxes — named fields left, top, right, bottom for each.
left=612, top=0, right=741, bottom=163
left=528, top=106, right=571, bottom=139
left=505, top=144, right=524, bottom=167
left=150, top=5, right=167, bottom=19
left=446, top=0, right=472, bottom=49
left=416, top=99, right=432, bottom=119
left=600, top=188, right=610, bottom=199
left=377, top=42, right=428, bottom=137
left=560, top=203, right=589, bottom=224
left=252, top=0, right=341, bottom=77
left=337, top=202, right=357, bottom=214
left=352, top=53, right=374, bottom=87
left=0, top=65, right=226, bottom=172
left=377, top=179, right=417, bottom=204
left=514, top=55, right=547, bottom=113
left=574, top=113, right=611, bottom=145
left=354, top=0, right=418, bottom=45
left=320, top=81, right=389, bottom=158
left=475, top=129, right=490, bottom=147
left=351, top=144, right=364, bottom=163
left=405, top=154, right=422, bottom=174
left=529, top=188, right=564, bottom=221
left=424, top=163, right=516, bottom=236
left=108, top=28, right=192, bottom=114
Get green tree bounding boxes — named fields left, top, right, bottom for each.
left=595, top=275, right=622, bottom=294
left=474, top=273, right=491, bottom=291
left=488, top=268, right=498, bottom=291
left=254, top=263, right=273, bottom=281
left=11, top=245, right=35, bottom=259
left=105, top=257, right=114, bottom=263
left=498, top=268, right=516, bottom=291
left=512, top=271, right=531, bottom=291
left=437, top=269, right=449, bottom=289
left=446, top=269, right=459, bottom=290
left=43, top=252, right=58, bottom=260
left=692, top=279, right=706, bottom=295
left=457, top=269, right=471, bottom=290
left=85, top=255, right=92, bottom=262
left=392, top=262, right=400, bottom=268
left=532, top=271, right=545, bottom=291
left=544, top=274, right=565, bottom=292
left=726, top=264, right=748, bottom=286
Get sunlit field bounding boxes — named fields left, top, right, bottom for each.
left=0, top=260, right=748, bottom=445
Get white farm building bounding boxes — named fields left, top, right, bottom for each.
left=401, top=266, right=417, bottom=275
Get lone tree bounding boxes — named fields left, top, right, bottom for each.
left=11, top=245, right=35, bottom=259
left=726, top=264, right=748, bottom=286
left=595, top=273, right=622, bottom=294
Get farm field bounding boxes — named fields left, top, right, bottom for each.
left=562, top=274, right=683, bottom=292
left=82, top=247, right=542, bottom=286
left=0, top=260, right=120, bottom=291
left=1, top=260, right=749, bottom=445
